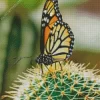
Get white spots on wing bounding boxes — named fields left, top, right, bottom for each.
left=67, top=25, right=70, bottom=28
left=71, top=44, right=73, bottom=47
left=70, top=52, right=72, bottom=55
left=44, top=17, right=47, bottom=22
left=67, top=55, right=70, bottom=58
left=71, top=40, right=74, bottom=43
left=69, top=48, right=72, bottom=51
left=64, top=24, right=67, bottom=27
left=59, top=18, right=61, bottom=21
left=70, top=35, right=74, bottom=38
left=56, top=9, right=58, bottom=12
left=50, top=30, right=53, bottom=34
left=42, top=17, right=49, bottom=23
left=55, top=22, right=57, bottom=25
left=47, top=19, right=49, bottom=23
left=57, top=13, right=59, bottom=16
left=42, top=23, right=45, bottom=27
left=60, top=21, right=62, bottom=24
left=68, top=30, right=72, bottom=33
left=55, top=6, right=57, bottom=9
left=43, top=10, right=47, bottom=14
left=57, top=21, right=59, bottom=23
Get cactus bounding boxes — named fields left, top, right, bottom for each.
left=2, top=61, right=100, bottom=100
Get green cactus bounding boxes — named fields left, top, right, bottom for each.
left=2, top=61, right=100, bottom=100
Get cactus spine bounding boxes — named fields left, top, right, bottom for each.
left=2, top=61, right=100, bottom=100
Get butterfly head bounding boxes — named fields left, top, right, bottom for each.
left=36, top=54, right=53, bottom=65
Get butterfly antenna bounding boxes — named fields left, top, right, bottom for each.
left=12, top=56, right=32, bottom=67
left=41, top=64, right=44, bottom=74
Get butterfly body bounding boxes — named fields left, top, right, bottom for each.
left=36, top=54, right=53, bottom=65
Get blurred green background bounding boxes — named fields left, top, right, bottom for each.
left=0, top=0, right=100, bottom=98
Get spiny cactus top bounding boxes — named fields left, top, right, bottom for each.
left=36, top=0, right=74, bottom=65
left=2, top=61, right=100, bottom=100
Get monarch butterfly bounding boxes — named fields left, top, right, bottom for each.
left=36, top=0, right=74, bottom=66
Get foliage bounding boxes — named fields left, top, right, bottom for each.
left=60, top=0, right=88, bottom=7
left=6, top=0, right=44, bottom=11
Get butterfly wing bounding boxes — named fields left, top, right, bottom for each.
left=44, top=21, right=74, bottom=62
left=40, top=0, right=62, bottom=53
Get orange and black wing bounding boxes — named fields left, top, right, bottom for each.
left=44, top=21, right=74, bottom=62
left=40, top=0, right=62, bottom=53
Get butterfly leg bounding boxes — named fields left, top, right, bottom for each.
left=41, top=64, right=44, bottom=74
left=45, top=65, right=51, bottom=72
left=13, top=57, right=22, bottom=66
left=13, top=56, right=32, bottom=66
left=55, top=63, right=56, bottom=70
left=59, top=62, right=63, bottom=71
